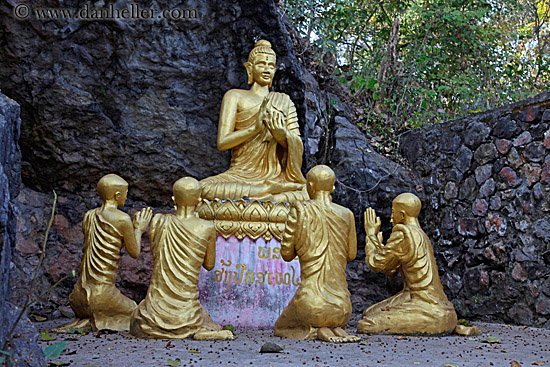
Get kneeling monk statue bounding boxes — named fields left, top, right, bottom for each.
left=69, top=174, right=152, bottom=331
left=130, top=177, right=233, bottom=340
left=357, top=193, right=457, bottom=335
left=200, top=40, right=307, bottom=202
left=274, top=165, right=360, bottom=342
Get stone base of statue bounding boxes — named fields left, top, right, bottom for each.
left=197, top=200, right=300, bottom=329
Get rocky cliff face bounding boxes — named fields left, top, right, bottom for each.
left=0, top=91, right=21, bottom=351
left=1, top=0, right=415, bottom=320
left=401, top=91, right=550, bottom=327
left=0, top=92, right=44, bottom=366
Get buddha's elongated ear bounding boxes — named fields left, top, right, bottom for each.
left=244, top=62, right=253, bottom=85
left=269, top=67, right=276, bottom=88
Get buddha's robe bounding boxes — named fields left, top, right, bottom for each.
left=358, top=224, right=457, bottom=335
left=130, top=214, right=221, bottom=338
left=201, top=91, right=307, bottom=201
left=274, top=200, right=356, bottom=339
left=69, top=208, right=137, bottom=331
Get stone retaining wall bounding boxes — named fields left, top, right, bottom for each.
left=401, top=91, right=550, bottom=327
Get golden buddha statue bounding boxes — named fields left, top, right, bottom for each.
left=200, top=40, right=308, bottom=202
left=130, top=177, right=233, bottom=340
left=68, top=174, right=152, bottom=331
left=274, top=165, right=360, bottom=342
left=357, top=193, right=457, bottom=335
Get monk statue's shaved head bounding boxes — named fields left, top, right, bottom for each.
left=173, top=177, right=201, bottom=207
left=392, top=192, right=421, bottom=218
left=97, top=174, right=128, bottom=201
left=307, top=165, right=335, bottom=193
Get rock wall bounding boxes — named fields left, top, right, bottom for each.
left=401, top=91, right=550, bottom=327
left=1, top=92, right=44, bottom=366
left=0, top=91, right=22, bottom=344
left=1, top=0, right=416, bottom=319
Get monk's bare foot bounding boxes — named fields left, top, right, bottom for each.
left=333, top=327, right=361, bottom=342
left=318, top=327, right=359, bottom=343
left=193, top=330, right=234, bottom=340
left=357, top=318, right=373, bottom=334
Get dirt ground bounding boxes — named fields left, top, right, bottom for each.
left=34, top=320, right=550, bottom=367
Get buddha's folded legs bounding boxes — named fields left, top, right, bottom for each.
left=201, top=180, right=305, bottom=201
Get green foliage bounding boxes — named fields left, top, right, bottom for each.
left=0, top=350, right=10, bottom=364
left=222, top=324, right=234, bottom=332
left=283, top=0, right=549, bottom=130
left=43, top=341, right=66, bottom=359
left=41, top=330, right=56, bottom=341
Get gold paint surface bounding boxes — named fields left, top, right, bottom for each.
left=69, top=174, right=152, bottom=331
left=358, top=193, right=457, bottom=335
left=200, top=40, right=307, bottom=202
left=130, top=177, right=233, bottom=340
left=274, top=165, right=359, bottom=343
left=197, top=199, right=289, bottom=240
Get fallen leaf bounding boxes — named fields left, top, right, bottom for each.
left=511, top=361, right=521, bottom=367
left=520, top=326, right=528, bottom=330
left=444, top=364, right=459, bottom=367
left=188, top=350, right=200, bottom=353
left=481, top=336, right=500, bottom=343
left=222, top=324, right=234, bottom=332
left=397, top=335, right=407, bottom=340
left=31, top=315, right=47, bottom=322
left=167, top=358, right=181, bottom=366
left=413, top=363, right=420, bottom=365
left=360, top=341, right=368, bottom=346
left=91, top=356, right=100, bottom=359
left=48, top=362, right=70, bottom=366
left=165, top=341, right=174, bottom=349
left=532, top=362, right=545, bottom=366
left=41, top=331, right=56, bottom=341
left=43, top=341, right=67, bottom=359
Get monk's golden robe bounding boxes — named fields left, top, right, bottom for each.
left=358, top=224, right=457, bottom=334
left=69, top=208, right=137, bottom=331
left=274, top=201, right=354, bottom=339
left=130, top=214, right=221, bottom=338
left=201, top=92, right=308, bottom=201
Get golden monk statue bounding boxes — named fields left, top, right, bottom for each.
left=130, top=177, right=233, bottom=340
left=200, top=40, right=307, bottom=202
left=274, top=165, right=360, bottom=342
left=357, top=193, right=457, bottom=335
left=68, top=174, right=152, bottom=331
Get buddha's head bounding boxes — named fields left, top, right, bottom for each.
left=306, top=165, right=335, bottom=198
left=391, top=193, right=421, bottom=225
left=172, top=177, right=202, bottom=207
left=97, top=174, right=128, bottom=207
left=244, top=40, right=276, bottom=88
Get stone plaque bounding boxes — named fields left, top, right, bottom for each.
left=199, top=235, right=301, bottom=329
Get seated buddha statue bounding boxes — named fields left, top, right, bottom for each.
left=200, top=40, right=308, bottom=202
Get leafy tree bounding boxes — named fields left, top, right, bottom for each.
left=282, top=0, right=549, bottom=136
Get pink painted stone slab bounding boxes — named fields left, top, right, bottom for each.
left=198, top=235, right=301, bottom=329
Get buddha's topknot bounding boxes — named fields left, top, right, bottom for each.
left=248, top=40, right=276, bottom=63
